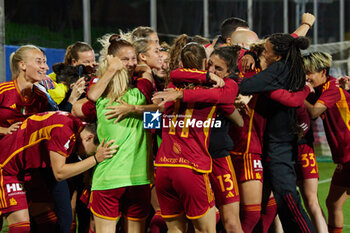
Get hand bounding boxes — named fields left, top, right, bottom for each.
left=6, top=122, right=22, bottom=135
left=305, top=82, right=315, bottom=93
left=336, top=76, right=350, bottom=91
left=234, top=94, right=252, bottom=115
left=106, top=55, right=123, bottom=72
left=69, top=77, right=86, bottom=104
left=302, top=13, right=315, bottom=27
left=105, top=100, right=135, bottom=123
left=135, top=64, right=152, bottom=75
left=152, top=88, right=183, bottom=106
left=209, top=73, right=225, bottom=88
left=241, top=54, right=255, bottom=73
left=94, top=139, right=118, bottom=163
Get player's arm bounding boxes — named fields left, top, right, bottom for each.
left=304, top=100, right=327, bottom=119
left=50, top=140, right=117, bottom=181
left=225, top=108, right=244, bottom=127
left=239, top=62, right=285, bottom=95
left=266, top=85, right=311, bottom=107
left=152, top=79, right=237, bottom=106
left=87, top=56, right=123, bottom=102
left=72, top=97, right=97, bottom=121
left=292, top=13, right=315, bottom=37
left=171, top=69, right=224, bottom=88
left=104, top=102, right=163, bottom=123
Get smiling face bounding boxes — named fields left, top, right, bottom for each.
left=306, top=70, right=327, bottom=88
left=141, top=41, right=162, bottom=69
left=116, top=46, right=137, bottom=76
left=262, top=39, right=281, bottom=67
left=153, top=51, right=170, bottom=79
left=72, top=50, right=96, bottom=68
left=22, top=49, right=49, bottom=82
left=208, top=54, right=230, bottom=78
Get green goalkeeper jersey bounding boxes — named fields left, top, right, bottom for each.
left=91, top=88, right=153, bottom=190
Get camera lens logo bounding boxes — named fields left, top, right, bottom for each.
left=143, top=110, right=161, bottom=129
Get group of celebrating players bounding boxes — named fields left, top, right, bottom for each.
left=0, top=11, right=349, bottom=233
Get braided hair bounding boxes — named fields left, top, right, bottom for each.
left=268, top=33, right=310, bottom=91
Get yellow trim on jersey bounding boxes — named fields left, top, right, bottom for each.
left=169, top=100, right=181, bottom=135
left=186, top=206, right=210, bottom=220
left=124, top=215, right=148, bottom=221
left=181, top=104, right=194, bottom=138
left=0, top=124, right=64, bottom=168
left=154, top=163, right=212, bottom=174
left=179, top=68, right=207, bottom=74
left=226, top=156, right=239, bottom=195
left=0, top=87, right=15, bottom=95
left=0, top=169, right=6, bottom=208
left=0, top=82, right=14, bottom=91
left=204, top=106, right=216, bottom=150
left=160, top=212, right=184, bottom=219
left=90, top=207, right=120, bottom=221
left=245, top=109, right=255, bottom=153
left=203, top=173, right=214, bottom=204
left=244, top=153, right=254, bottom=180
left=336, top=88, right=350, bottom=132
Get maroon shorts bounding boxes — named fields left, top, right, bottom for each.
left=296, top=144, right=319, bottom=180
left=155, top=167, right=215, bottom=219
left=231, top=153, right=263, bottom=183
left=209, top=156, right=239, bottom=206
left=0, top=176, right=27, bottom=215
left=331, top=162, right=350, bottom=187
left=89, top=184, right=151, bottom=221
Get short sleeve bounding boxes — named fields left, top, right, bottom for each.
left=47, top=126, right=76, bottom=157
left=317, top=81, right=340, bottom=108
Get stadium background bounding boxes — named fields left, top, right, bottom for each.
left=1, top=0, right=350, bottom=231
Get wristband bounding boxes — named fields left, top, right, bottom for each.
left=93, top=155, right=99, bottom=164
left=302, top=22, right=312, bottom=29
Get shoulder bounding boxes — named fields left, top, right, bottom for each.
left=0, top=81, right=15, bottom=95
left=322, top=77, right=337, bottom=92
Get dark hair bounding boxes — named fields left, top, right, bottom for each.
left=268, top=33, right=310, bottom=91
left=220, top=17, right=249, bottom=40
left=64, top=42, right=93, bottom=65
left=192, top=35, right=210, bottom=46
left=108, top=35, right=133, bottom=56
left=169, top=34, right=192, bottom=71
left=53, top=63, right=90, bottom=87
left=181, top=42, right=207, bottom=70
left=84, top=122, right=99, bottom=146
left=211, top=46, right=241, bottom=73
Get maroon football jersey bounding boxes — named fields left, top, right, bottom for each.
left=0, top=111, right=83, bottom=178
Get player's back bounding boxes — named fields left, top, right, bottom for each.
left=0, top=111, right=82, bottom=177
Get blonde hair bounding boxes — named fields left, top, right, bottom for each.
left=303, top=52, right=332, bottom=74
left=10, top=45, right=41, bottom=79
left=97, top=34, right=132, bottom=104
left=133, top=38, right=154, bottom=62
left=102, top=69, right=130, bottom=104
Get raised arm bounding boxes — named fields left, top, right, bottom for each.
left=87, top=56, right=123, bottom=102
left=292, top=13, right=315, bottom=37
